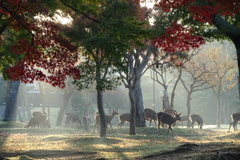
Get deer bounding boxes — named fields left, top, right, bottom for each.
left=82, top=113, right=91, bottom=132
left=163, top=108, right=177, bottom=116
left=24, top=113, right=48, bottom=128
left=161, top=108, right=178, bottom=127
left=228, top=112, right=240, bottom=132
left=117, top=113, right=131, bottom=128
left=177, top=115, right=190, bottom=128
left=93, top=110, right=119, bottom=133
left=144, top=108, right=157, bottom=127
left=157, top=111, right=181, bottom=137
left=65, top=113, right=82, bottom=127
left=190, top=114, right=204, bottom=130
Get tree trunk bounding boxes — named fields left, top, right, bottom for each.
left=186, top=92, right=192, bottom=127
left=3, top=80, right=20, bottom=121
left=22, top=84, right=31, bottom=119
left=162, top=89, right=169, bottom=109
left=129, top=87, right=136, bottom=135
left=56, top=92, right=72, bottom=126
left=216, top=94, right=221, bottom=128
left=135, top=78, right=145, bottom=127
left=170, top=68, right=182, bottom=108
left=38, top=82, right=45, bottom=112
left=152, top=71, right=156, bottom=110
left=97, top=90, right=107, bottom=137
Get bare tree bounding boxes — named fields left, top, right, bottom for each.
left=204, top=47, right=237, bottom=127
left=149, top=50, right=198, bottom=110
left=180, top=52, right=214, bottom=127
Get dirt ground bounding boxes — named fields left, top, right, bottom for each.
left=143, top=142, right=240, bottom=160
left=1, top=142, right=240, bottom=160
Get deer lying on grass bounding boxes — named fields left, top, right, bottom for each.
left=144, top=108, right=157, bottom=127
left=228, top=112, right=240, bottom=132
left=190, top=114, right=204, bottom=130
left=93, top=110, right=119, bottom=133
left=157, top=111, right=181, bottom=137
left=65, top=113, right=82, bottom=127
left=117, top=113, right=130, bottom=128
left=24, top=111, right=50, bottom=128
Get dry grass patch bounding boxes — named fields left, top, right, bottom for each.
left=0, top=122, right=240, bottom=159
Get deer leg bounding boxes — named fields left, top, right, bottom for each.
left=149, top=119, right=152, bottom=127
left=169, top=125, right=173, bottom=135
left=93, top=122, right=98, bottom=133
left=118, top=121, right=123, bottom=128
left=157, top=121, right=161, bottom=136
left=233, top=121, right=237, bottom=132
left=154, top=120, right=157, bottom=127
left=109, top=123, right=113, bottom=130
left=228, top=122, right=233, bottom=132
left=191, top=121, right=194, bottom=129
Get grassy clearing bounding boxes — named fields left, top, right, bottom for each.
left=0, top=121, right=240, bottom=160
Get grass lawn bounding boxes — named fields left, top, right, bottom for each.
left=0, top=121, right=240, bottom=159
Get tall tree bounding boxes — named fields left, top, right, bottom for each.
left=154, top=0, right=240, bottom=97
left=119, top=44, right=157, bottom=134
left=204, top=47, right=237, bottom=127
left=64, top=0, right=151, bottom=137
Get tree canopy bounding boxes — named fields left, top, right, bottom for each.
left=0, top=0, right=80, bottom=88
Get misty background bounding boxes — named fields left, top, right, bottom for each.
left=0, top=40, right=239, bottom=127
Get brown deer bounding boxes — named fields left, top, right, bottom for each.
left=163, top=108, right=177, bottom=116
left=65, top=113, right=82, bottom=127
left=117, top=113, right=130, bottom=128
left=228, top=112, right=240, bottom=132
left=31, top=111, right=51, bottom=128
left=144, top=108, right=157, bottom=127
left=190, top=114, right=204, bottom=130
left=178, top=115, right=190, bottom=128
left=24, top=113, right=48, bottom=128
left=157, top=111, right=181, bottom=136
left=93, top=110, right=119, bottom=132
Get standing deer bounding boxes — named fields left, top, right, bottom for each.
left=82, top=113, right=91, bottom=132
left=117, top=113, right=130, bottom=128
left=162, top=108, right=178, bottom=127
left=93, top=110, right=119, bottom=133
left=190, top=114, right=204, bottom=130
left=228, top=112, right=240, bottom=132
left=178, top=115, right=190, bottom=128
left=65, top=113, right=82, bottom=127
left=157, top=111, right=181, bottom=136
left=144, top=108, right=157, bottom=127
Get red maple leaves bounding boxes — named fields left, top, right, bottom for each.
left=1, top=0, right=80, bottom=88
left=154, top=0, right=238, bottom=54
left=153, top=22, right=205, bottom=53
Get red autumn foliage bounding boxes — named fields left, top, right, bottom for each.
left=1, top=0, right=80, bottom=88
left=154, top=0, right=238, bottom=53
left=153, top=22, right=205, bottom=53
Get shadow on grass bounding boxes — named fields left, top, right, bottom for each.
left=1, top=150, right=97, bottom=159
left=0, top=121, right=26, bottom=159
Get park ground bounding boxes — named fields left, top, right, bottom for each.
left=0, top=122, right=240, bottom=160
